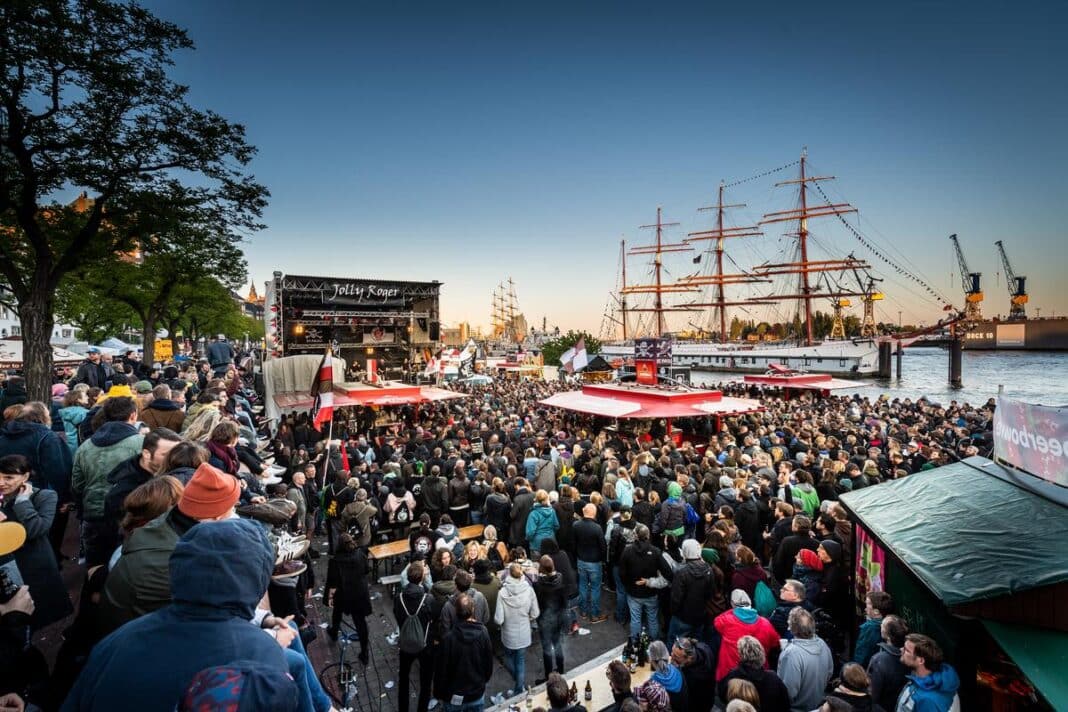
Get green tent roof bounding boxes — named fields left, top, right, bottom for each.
left=984, top=622, right=1068, bottom=709
left=839, top=457, right=1068, bottom=606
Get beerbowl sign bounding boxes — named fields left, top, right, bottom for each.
left=993, top=396, right=1068, bottom=487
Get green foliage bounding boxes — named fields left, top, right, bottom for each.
left=0, top=0, right=266, bottom=398
left=55, top=276, right=137, bottom=344
left=540, top=330, right=602, bottom=367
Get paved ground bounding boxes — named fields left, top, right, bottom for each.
left=305, top=538, right=629, bottom=711
left=41, top=519, right=628, bottom=712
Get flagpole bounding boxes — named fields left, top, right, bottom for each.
left=321, top=416, right=335, bottom=487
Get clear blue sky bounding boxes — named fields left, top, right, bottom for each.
left=149, top=0, right=1067, bottom=334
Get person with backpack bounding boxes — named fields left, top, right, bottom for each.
left=524, top=489, right=559, bottom=557
left=384, top=479, right=417, bottom=533
left=324, top=533, right=371, bottom=664
left=394, top=561, right=436, bottom=712
left=420, top=465, right=447, bottom=529
left=609, top=506, right=639, bottom=624
left=340, top=488, right=377, bottom=549
left=446, top=461, right=471, bottom=527
left=321, top=470, right=355, bottom=554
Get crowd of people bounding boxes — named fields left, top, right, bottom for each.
left=0, top=343, right=991, bottom=711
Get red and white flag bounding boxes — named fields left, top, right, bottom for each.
left=310, top=349, right=333, bottom=431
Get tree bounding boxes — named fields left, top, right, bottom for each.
left=0, top=1, right=266, bottom=399
left=159, top=276, right=251, bottom=353
left=55, top=275, right=137, bottom=344
left=728, top=316, right=743, bottom=341
left=539, top=330, right=602, bottom=369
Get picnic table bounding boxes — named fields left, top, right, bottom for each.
left=368, top=523, right=484, bottom=582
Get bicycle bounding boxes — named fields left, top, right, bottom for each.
left=318, top=619, right=362, bottom=709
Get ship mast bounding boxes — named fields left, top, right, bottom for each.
left=622, top=206, right=699, bottom=337
left=681, top=183, right=772, bottom=343
left=620, top=238, right=629, bottom=340
left=755, top=149, right=868, bottom=345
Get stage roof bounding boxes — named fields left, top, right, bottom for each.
left=743, top=368, right=859, bottom=391
left=539, top=382, right=762, bottom=419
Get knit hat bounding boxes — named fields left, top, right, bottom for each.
left=355, top=488, right=368, bottom=501
left=730, top=589, right=752, bottom=608
left=51, top=383, right=68, bottom=399
left=719, top=474, right=734, bottom=489
left=178, top=463, right=240, bottom=520
left=634, top=680, right=670, bottom=712
left=819, top=539, right=842, bottom=563
left=134, top=380, right=153, bottom=394
left=799, top=548, right=824, bottom=571
left=667, top=481, right=682, bottom=499
left=681, top=539, right=701, bottom=560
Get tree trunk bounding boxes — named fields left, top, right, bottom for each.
left=141, top=314, right=157, bottom=366
left=19, top=296, right=57, bottom=402
left=168, top=320, right=181, bottom=359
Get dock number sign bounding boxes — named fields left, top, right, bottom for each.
left=993, top=397, right=1068, bottom=488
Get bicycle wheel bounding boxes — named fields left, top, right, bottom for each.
left=318, top=661, right=355, bottom=706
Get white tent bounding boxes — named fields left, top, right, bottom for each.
left=262, top=354, right=347, bottom=427
left=0, top=340, right=85, bottom=369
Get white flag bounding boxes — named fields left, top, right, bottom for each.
left=572, top=338, right=589, bottom=371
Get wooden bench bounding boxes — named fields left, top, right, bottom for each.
left=368, top=523, right=485, bottom=582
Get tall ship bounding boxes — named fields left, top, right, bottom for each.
left=951, top=238, right=1068, bottom=351
left=599, top=150, right=941, bottom=377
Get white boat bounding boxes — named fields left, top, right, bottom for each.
left=600, top=339, right=879, bottom=377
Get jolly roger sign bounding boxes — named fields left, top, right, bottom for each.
left=993, top=396, right=1068, bottom=487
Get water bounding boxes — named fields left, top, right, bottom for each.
left=693, top=349, right=1068, bottom=406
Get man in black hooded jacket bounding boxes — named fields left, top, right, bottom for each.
left=434, top=594, right=493, bottom=711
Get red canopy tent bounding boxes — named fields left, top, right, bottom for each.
left=742, top=364, right=860, bottom=397
left=273, top=380, right=466, bottom=412
left=539, top=382, right=762, bottom=436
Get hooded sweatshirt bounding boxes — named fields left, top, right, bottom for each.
left=63, top=519, right=285, bottom=711
left=777, top=636, right=834, bottom=712
left=714, top=607, right=781, bottom=680
left=435, top=619, right=493, bottom=703
left=0, top=418, right=74, bottom=500
left=896, top=664, right=960, bottom=712
left=494, top=575, right=539, bottom=649
left=58, top=405, right=89, bottom=453
left=72, top=421, right=144, bottom=519
left=793, top=482, right=820, bottom=517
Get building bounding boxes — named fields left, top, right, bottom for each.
left=0, top=287, right=80, bottom=345
left=440, top=321, right=472, bottom=347
left=265, top=272, right=441, bottom=379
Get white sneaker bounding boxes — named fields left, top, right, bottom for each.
left=267, top=464, right=287, bottom=476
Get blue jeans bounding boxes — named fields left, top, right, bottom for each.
left=613, top=569, right=628, bottom=624
left=470, top=510, right=484, bottom=525
left=628, top=595, right=659, bottom=641
left=503, top=647, right=525, bottom=692
left=577, top=560, right=602, bottom=617
left=443, top=699, right=484, bottom=712
left=286, top=622, right=333, bottom=712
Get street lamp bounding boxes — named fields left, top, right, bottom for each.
left=898, top=311, right=902, bottom=330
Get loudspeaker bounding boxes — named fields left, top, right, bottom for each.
left=429, top=321, right=440, bottom=341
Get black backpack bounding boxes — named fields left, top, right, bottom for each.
left=347, top=517, right=364, bottom=540
left=398, top=593, right=429, bottom=655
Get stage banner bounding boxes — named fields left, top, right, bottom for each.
left=993, top=397, right=1068, bottom=487
left=855, top=526, right=885, bottom=613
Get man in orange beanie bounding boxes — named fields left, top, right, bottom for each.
left=97, top=462, right=241, bottom=634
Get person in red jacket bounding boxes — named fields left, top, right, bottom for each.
left=713, top=589, right=780, bottom=680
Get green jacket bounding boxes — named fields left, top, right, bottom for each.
left=98, top=510, right=181, bottom=634
left=71, top=422, right=144, bottom=520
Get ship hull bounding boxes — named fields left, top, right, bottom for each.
left=600, top=340, right=880, bottom=377
left=962, top=318, right=1068, bottom=351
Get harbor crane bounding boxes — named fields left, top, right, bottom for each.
left=994, top=240, right=1028, bottom=320
left=950, top=234, right=983, bottom=321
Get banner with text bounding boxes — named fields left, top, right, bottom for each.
left=993, top=396, right=1068, bottom=487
